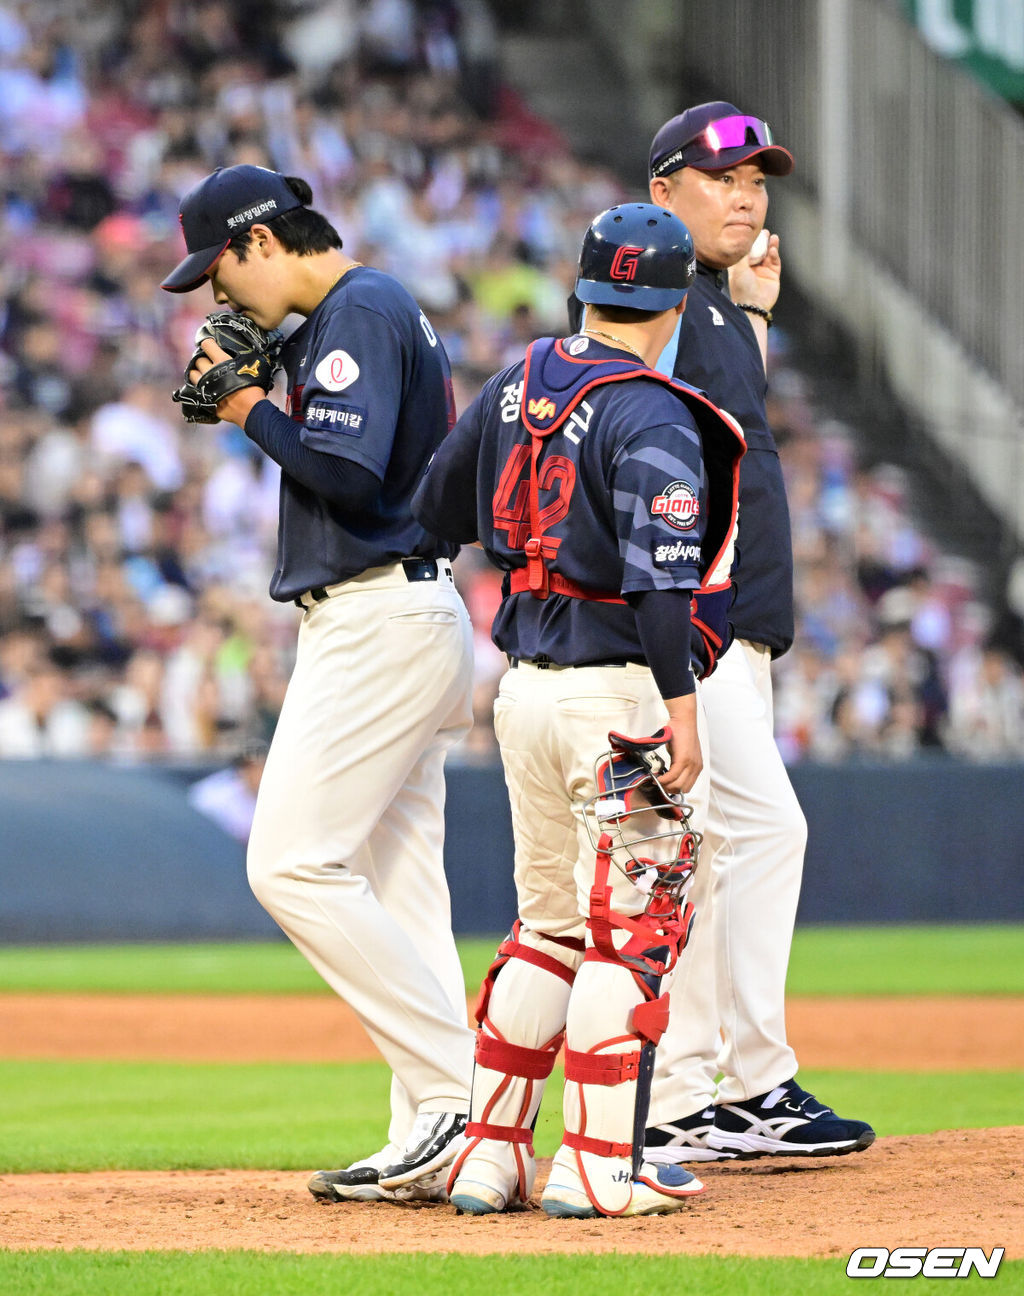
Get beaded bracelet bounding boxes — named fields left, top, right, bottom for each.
left=736, top=303, right=773, bottom=327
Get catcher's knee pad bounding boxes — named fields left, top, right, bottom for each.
left=449, top=920, right=584, bottom=1207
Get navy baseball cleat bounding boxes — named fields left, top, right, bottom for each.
left=645, top=1106, right=739, bottom=1163
left=377, top=1112, right=468, bottom=1189
left=706, top=1079, right=875, bottom=1159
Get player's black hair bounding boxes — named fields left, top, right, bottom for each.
left=228, top=176, right=343, bottom=258
left=587, top=304, right=664, bottom=325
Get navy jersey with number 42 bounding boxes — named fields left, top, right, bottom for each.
left=413, top=334, right=743, bottom=667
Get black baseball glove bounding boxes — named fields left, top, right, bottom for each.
left=172, top=312, right=284, bottom=423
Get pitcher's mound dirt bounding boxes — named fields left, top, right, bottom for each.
left=1, top=1129, right=1020, bottom=1258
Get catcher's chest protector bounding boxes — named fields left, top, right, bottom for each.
left=515, top=338, right=744, bottom=603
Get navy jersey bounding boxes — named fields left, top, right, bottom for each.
left=670, top=263, right=795, bottom=656
left=253, top=266, right=457, bottom=601
left=413, top=335, right=740, bottom=667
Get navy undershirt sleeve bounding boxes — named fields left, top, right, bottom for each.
left=410, top=396, right=486, bottom=543
left=628, top=588, right=696, bottom=698
left=244, top=398, right=381, bottom=512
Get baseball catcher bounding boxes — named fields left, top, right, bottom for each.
left=411, top=203, right=745, bottom=1217
left=172, top=311, right=283, bottom=423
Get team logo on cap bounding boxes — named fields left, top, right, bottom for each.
left=314, top=350, right=360, bottom=392
left=651, top=480, right=700, bottom=531
left=610, top=245, right=644, bottom=282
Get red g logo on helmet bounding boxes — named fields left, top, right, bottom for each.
left=610, top=245, right=644, bottom=281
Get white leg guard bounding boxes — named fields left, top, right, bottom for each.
left=449, top=921, right=583, bottom=1214
left=560, top=957, right=654, bottom=1215
left=542, top=835, right=703, bottom=1218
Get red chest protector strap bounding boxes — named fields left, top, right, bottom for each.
left=508, top=566, right=625, bottom=603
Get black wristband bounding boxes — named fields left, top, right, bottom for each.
left=736, top=303, right=773, bottom=327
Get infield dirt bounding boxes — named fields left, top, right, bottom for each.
left=2, top=991, right=1023, bottom=1067
left=1, top=1132, right=1021, bottom=1257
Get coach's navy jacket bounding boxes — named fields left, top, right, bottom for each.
left=674, top=262, right=794, bottom=657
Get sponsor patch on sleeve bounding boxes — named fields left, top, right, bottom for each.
left=314, top=349, right=360, bottom=392
left=304, top=401, right=368, bottom=436
left=653, top=539, right=702, bottom=566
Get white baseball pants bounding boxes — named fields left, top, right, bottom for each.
left=649, top=637, right=806, bottom=1120
left=247, top=561, right=475, bottom=1146
left=494, top=661, right=709, bottom=940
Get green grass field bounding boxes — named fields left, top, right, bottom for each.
left=0, top=1251, right=917, bottom=1296
left=2, top=926, right=1021, bottom=1294
left=2, top=924, right=1023, bottom=996
left=2, top=1060, right=1020, bottom=1173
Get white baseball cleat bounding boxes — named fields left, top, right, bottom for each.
left=540, top=1148, right=703, bottom=1218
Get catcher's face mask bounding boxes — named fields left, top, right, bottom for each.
left=581, top=731, right=701, bottom=909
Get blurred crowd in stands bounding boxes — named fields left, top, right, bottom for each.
left=0, top=0, right=1022, bottom=766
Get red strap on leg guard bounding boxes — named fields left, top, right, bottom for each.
left=473, top=921, right=579, bottom=1025
left=465, top=1121, right=534, bottom=1150
left=475, top=1032, right=560, bottom=1080
left=564, top=1046, right=641, bottom=1086
left=563, top=1129, right=633, bottom=1158
left=631, top=992, right=670, bottom=1046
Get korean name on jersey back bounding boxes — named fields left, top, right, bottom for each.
left=304, top=400, right=368, bottom=436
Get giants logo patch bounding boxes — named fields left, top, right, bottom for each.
left=651, top=481, right=700, bottom=531
left=610, top=245, right=644, bottom=281
left=314, top=349, right=360, bottom=392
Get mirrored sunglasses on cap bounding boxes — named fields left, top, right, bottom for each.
left=652, top=113, right=779, bottom=177
left=685, top=114, right=774, bottom=159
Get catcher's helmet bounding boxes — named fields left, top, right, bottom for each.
left=575, top=204, right=695, bottom=312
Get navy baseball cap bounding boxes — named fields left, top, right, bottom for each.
left=649, top=101, right=794, bottom=179
left=161, top=165, right=304, bottom=293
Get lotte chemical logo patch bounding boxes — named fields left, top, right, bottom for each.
left=651, top=480, right=700, bottom=531
left=314, top=349, right=360, bottom=392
